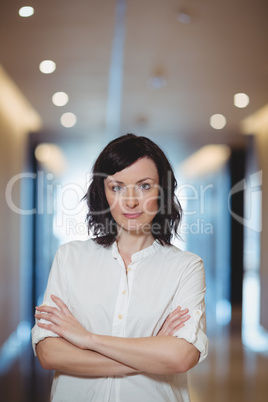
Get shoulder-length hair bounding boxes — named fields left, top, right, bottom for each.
left=83, top=134, right=182, bottom=246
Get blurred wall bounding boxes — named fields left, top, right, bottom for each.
left=0, top=66, right=41, bottom=346
left=243, top=105, right=268, bottom=330
left=256, top=125, right=268, bottom=330
left=0, top=109, right=26, bottom=345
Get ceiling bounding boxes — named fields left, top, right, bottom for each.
left=1, top=0, right=268, bottom=164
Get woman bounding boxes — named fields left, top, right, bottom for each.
left=32, top=134, right=208, bottom=402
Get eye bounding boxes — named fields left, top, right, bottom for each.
left=112, top=185, right=123, bottom=192
left=138, top=183, right=151, bottom=190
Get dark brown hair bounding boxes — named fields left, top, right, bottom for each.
left=83, top=134, right=182, bottom=246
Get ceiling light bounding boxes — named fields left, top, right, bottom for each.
left=210, top=114, right=226, bottom=130
left=241, top=104, right=268, bottom=135
left=176, top=10, right=191, bottom=24
left=180, top=145, right=231, bottom=178
left=234, top=93, right=250, bottom=108
left=39, top=60, right=56, bottom=74
left=18, top=6, right=34, bottom=17
left=60, top=112, right=77, bottom=128
left=147, top=75, right=166, bottom=90
left=35, top=143, right=67, bottom=175
left=0, top=64, right=42, bottom=133
left=52, top=92, right=69, bottom=107
left=35, top=144, right=52, bottom=163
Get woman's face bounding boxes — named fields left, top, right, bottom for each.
left=104, top=157, right=159, bottom=235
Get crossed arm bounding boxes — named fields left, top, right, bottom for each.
left=35, top=295, right=200, bottom=377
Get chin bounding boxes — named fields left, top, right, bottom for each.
left=120, top=220, right=153, bottom=235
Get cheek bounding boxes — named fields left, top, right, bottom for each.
left=105, top=192, right=113, bottom=208
left=104, top=187, right=116, bottom=209
left=142, top=191, right=159, bottom=213
left=105, top=192, right=121, bottom=214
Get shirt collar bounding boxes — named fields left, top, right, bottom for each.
left=112, top=240, right=160, bottom=262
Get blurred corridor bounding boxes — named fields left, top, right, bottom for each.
left=1, top=1, right=268, bottom=401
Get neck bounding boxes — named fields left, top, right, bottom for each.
left=116, top=228, right=155, bottom=257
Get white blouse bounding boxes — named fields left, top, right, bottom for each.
left=32, top=239, right=208, bottom=402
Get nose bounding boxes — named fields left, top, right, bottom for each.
left=125, top=186, right=139, bottom=209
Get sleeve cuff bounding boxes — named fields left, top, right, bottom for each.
left=31, top=324, right=59, bottom=356
left=173, top=309, right=209, bottom=363
left=31, top=303, right=59, bottom=356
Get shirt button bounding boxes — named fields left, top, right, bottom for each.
left=127, top=267, right=132, bottom=272
left=122, top=290, right=127, bottom=295
left=118, top=314, right=123, bottom=319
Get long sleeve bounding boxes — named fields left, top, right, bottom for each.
left=171, top=254, right=208, bottom=362
left=32, top=246, right=69, bottom=355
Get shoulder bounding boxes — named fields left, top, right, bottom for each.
left=159, top=243, right=203, bottom=265
left=57, top=238, right=108, bottom=258
left=156, top=243, right=204, bottom=280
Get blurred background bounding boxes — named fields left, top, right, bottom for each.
left=0, top=0, right=268, bottom=401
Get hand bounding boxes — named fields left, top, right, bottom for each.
left=35, top=295, right=92, bottom=350
left=157, top=307, right=190, bottom=336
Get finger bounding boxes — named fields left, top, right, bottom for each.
left=159, top=309, right=183, bottom=333
left=169, top=307, right=189, bottom=319
left=165, top=308, right=189, bottom=325
left=50, top=295, right=71, bottom=315
left=170, top=324, right=185, bottom=335
left=35, top=312, right=62, bottom=325
left=35, top=305, right=62, bottom=318
left=171, top=314, right=190, bottom=327
left=170, top=306, right=181, bottom=316
left=37, top=321, right=62, bottom=337
left=158, top=307, right=190, bottom=336
left=168, top=315, right=190, bottom=333
left=175, top=308, right=189, bottom=316
left=162, top=313, right=190, bottom=334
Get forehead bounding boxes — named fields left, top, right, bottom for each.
left=107, top=157, right=158, bottom=182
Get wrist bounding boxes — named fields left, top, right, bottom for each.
left=85, top=332, right=98, bottom=350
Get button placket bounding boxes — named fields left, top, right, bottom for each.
left=112, top=258, right=130, bottom=336
left=125, top=262, right=136, bottom=299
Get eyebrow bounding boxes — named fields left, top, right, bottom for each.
left=107, top=177, right=156, bottom=185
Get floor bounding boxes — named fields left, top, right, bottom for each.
left=189, top=330, right=268, bottom=402
left=1, top=313, right=268, bottom=402
left=0, top=342, right=53, bottom=402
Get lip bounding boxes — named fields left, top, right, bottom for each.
left=123, top=212, right=142, bottom=219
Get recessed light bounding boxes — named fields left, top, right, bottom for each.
left=35, top=144, right=67, bottom=175
left=234, top=93, right=250, bottom=108
left=52, top=92, right=69, bottom=107
left=18, top=6, right=34, bottom=17
left=60, top=112, right=77, bottom=128
left=35, top=144, right=52, bottom=163
left=147, top=76, right=166, bottom=90
left=180, top=145, right=231, bottom=178
left=39, top=60, right=56, bottom=74
left=176, top=10, right=191, bottom=24
left=210, top=114, right=226, bottom=130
